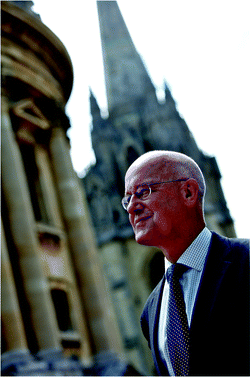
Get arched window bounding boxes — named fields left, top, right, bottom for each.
left=127, top=146, right=139, bottom=167
left=113, top=210, right=120, bottom=223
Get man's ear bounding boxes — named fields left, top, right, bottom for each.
left=181, top=178, right=199, bottom=206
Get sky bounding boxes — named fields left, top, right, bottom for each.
left=32, top=0, right=249, bottom=238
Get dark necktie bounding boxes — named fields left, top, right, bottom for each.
left=166, top=263, right=190, bottom=376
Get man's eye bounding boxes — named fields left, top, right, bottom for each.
left=137, top=188, right=150, bottom=199
left=127, top=195, right=132, bottom=204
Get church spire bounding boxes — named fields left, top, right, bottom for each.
left=97, top=1, right=155, bottom=113
left=89, top=88, right=108, bottom=133
left=89, top=88, right=101, bottom=118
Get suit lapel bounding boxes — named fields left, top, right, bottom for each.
left=190, top=232, right=232, bottom=333
left=149, top=276, right=168, bottom=374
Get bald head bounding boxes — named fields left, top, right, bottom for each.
left=124, top=151, right=206, bottom=261
left=125, top=150, right=206, bottom=205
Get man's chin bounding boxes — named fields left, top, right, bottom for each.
left=135, top=230, right=154, bottom=246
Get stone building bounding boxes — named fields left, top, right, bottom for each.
left=1, top=2, right=140, bottom=375
left=82, top=1, right=237, bottom=375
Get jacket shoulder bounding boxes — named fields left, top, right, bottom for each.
left=211, top=231, right=249, bottom=259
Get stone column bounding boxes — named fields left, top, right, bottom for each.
left=1, top=97, right=61, bottom=352
left=1, top=220, right=28, bottom=352
left=101, top=241, right=148, bottom=374
left=49, top=127, right=123, bottom=354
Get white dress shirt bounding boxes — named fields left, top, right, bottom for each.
left=158, top=227, right=212, bottom=376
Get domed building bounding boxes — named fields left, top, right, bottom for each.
left=1, top=2, right=139, bottom=375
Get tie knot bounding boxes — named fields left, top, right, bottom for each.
left=166, top=263, right=189, bottom=283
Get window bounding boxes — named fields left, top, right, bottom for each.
left=113, top=210, right=120, bottom=223
left=51, top=289, right=73, bottom=332
left=19, top=143, right=49, bottom=223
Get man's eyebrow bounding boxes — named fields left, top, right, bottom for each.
left=124, top=187, right=132, bottom=195
left=125, top=179, right=157, bottom=194
left=140, top=180, right=161, bottom=187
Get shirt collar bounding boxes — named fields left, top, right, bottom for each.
left=164, top=227, right=212, bottom=272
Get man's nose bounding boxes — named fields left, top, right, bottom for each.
left=127, top=194, right=144, bottom=214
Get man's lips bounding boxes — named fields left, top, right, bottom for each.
left=134, top=215, right=152, bottom=227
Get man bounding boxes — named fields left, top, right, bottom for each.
left=122, top=150, right=249, bottom=376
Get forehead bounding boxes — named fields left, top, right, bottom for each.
left=125, top=159, right=167, bottom=193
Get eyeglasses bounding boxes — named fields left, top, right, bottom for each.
left=121, top=179, right=188, bottom=211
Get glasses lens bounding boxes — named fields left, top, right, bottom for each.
left=121, top=185, right=151, bottom=210
left=137, top=186, right=150, bottom=200
left=122, top=196, right=130, bottom=210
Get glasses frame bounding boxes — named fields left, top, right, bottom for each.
left=121, top=178, right=189, bottom=211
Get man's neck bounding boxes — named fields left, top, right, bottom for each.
left=161, top=224, right=206, bottom=264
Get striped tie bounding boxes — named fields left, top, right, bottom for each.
left=166, top=263, right=190, bottom=376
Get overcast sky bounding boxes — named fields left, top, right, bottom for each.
left=32, top=0, right=249, bottom=238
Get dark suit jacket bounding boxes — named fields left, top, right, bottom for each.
left=140, top=232, right=250, bottom=376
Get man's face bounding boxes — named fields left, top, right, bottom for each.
left=124, top=162, right=184, bottom=250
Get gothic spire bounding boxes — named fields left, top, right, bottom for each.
left=89, top=88, right=107, bottom=132
left=97, top=1, right=155, bottom=113
left=90, top=88, right=101, bottom=118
